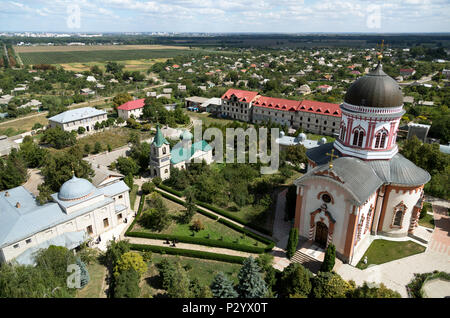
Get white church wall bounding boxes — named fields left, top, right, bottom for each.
left=381, top=186, right=423, bottom=237
left=64, top=194, right=106, bottom=214
left=351, top=193, right=377, bottom=259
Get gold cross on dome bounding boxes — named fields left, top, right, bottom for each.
left=376, top=40, right=385, bottom=61
left=325, top=149, right=339, bottom=169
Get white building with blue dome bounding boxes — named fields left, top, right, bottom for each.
left=0, top=175, right=131, bottom=264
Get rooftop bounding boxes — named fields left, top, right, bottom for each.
left=49, top=107, right=106, bottom=124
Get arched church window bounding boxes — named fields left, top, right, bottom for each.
left=374, top=130, right=388, bottom=149
left=393, top=210, right=403, bottom=226
left=163, top=147, right=166, bottom=155
left=391, top=202, right=407, bottom=228
left=340, top=125, right=346, bottom=141
left=352, top=128, right=365, bottom=147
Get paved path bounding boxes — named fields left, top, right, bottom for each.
left=127, top=237, right=257, bottom=258
left=336, top=203, right=450, bottom=297
left=270, top=189, right=294, bottom=271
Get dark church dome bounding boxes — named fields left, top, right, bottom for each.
left=344, top=63, right=403, bottom=108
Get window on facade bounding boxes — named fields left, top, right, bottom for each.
left=163, top=147, right=166, bottom=154
left=119, top=195, right=123, bottom=199
left=165, top=169, right=168, bottom=174
left=352, top=129, right=365, bottom=147
left=26, top=239, right=32, bottom=244
left=117, top=213, right=122, bottom=221
left=87, top=225, right=93, bottom=235
left=13, top=244, right=19, bottom=248
left=103, top=218, right=109, bottom=228
left=374, top=131, right=388, bottom=149
left=393, top=210, right=403, bottom=226
left=322, top=194, right=332, bottom=203
left=340, top=125, right=346, bottom=141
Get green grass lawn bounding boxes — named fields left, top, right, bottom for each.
left=134, top=196, right=267, bottom=248
left=129, top=184, right=139, bottom=210
left=356, top=239, right=426, bottom=269
left=139, top=254, right=242, bottom=297
left=76, top=260, right=107, bottom=298
left=186, top=111, right=236, bottom=127
left=419, top=213, right=435, bottom=229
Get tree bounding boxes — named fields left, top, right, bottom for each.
left=190, top=278, right=213, bottom=298
left=277, top=263, right=312, bottom=298
left=77, top=126, right=86, bottom=135
left=41, top=127, right=76, bottom=149
left=76, top=258, right=90, bottom=289
left=320, top=243, right=336, bottom=272
left=140, top=207, right=170, bottom=231
left=124, top=173, right=134, bottom=189
left=349, top=282, right=401, bottom=298
left=286, top=227, right=299, bottom=259
left=210, top=272, right=238, bottom=298
left=34, top=245, right=76, bottom=286
left=0, top=148, right=28, bottom=190
left=116, top=157, right=140, bottom=176
left=84, top=143, right=91, bottom=155
left=166, top=262, right=192, bottom=298
left=19, top=137, right=48, bottom=168
left=113, top=252, right=147, bottom=278
left=112, top=92, right=132, bottom=111
left=113, top=268, right=140, bottom=298
left=311, top=271, right=354, bottom=298
left=236, top=257, right=268, bottom=298
left=93, top=142, right=102, bottom=154
left=104, top=240, right=131, bottom=270
left=182, top=186, right=197, bottom=223
left=141, top=181, right=155, bottom=194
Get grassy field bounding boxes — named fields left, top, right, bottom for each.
left=14, top=44, right=192, bottom=53
left=356, top=239, right=426, bottom=269
left=76, top=260, right=107, bottom=298
left=60, top=58, right=168, bottom=73
left=19, top=49, right=203, bottom=65
left=0, top=113, right=48, bottom=133
left=134, top=195, right=267, bottom=248
left=139, top=254, right=242, bottom=297
left=130, top=184, right=139, bottom=211
left=186, top=111, right=242, bottom=127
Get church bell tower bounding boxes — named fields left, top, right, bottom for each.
left=149, top=125, right=171, bottom=180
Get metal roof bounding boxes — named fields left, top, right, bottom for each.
left=344, top=63, right=403, bottom=108
left=49, top=107, right=106, bottom=124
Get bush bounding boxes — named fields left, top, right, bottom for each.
left=152, top=176, right=162, bottom=186
left=142, top=182, right=155, bottom=194
left=93, top=142, right=102, bottom=154
left=286, top=227, right=299, bottom=259
left=114, top=268, right=140, bottom=298
left=130, top=244, right=246, bottom=264
left=277, top=263, right=312, bottom=298
left=190, top=219, right=204, bottom=232
left=311, top=272, right=354, bottom=298
left=77, top=126, right=86, bottom=135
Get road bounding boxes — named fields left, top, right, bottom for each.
left=0, top=81, right=169, bottom=128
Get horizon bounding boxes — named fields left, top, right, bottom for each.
left=1, top=0, right=449, bottom=34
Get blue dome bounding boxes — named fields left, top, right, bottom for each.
left=58, top=176, right=95, bottom=201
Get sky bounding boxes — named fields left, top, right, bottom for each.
left=0, top=0, right=449, bottom=33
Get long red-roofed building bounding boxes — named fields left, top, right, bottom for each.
left=221, top=88, right=341, bottom=136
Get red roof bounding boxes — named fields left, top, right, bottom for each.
left=117, top=98, right=145, bottom=111
left=297, top=100, right=341, bottom=117
left=253, top=96, right=300, bottom=112
left=221, top=89, right=259, bottom=103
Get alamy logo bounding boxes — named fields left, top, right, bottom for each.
left=67, top=264, right=81, bottom=289
left=67, top=4, right=81, bottom=29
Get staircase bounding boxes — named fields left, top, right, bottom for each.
left=291, top=250, right=322, bottom=274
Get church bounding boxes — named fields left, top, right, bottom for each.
left=149, top=125, right=213, bottom=180
left=293, top=58, right=431, bottom=265
left=0, top=174, right=131, bottom=264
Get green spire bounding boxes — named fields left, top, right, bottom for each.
left=153, top=124, right=169, bottom=148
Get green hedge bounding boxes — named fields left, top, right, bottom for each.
left=154, top=189, right=219, bottom=220
left=126, top=231, right=266, bottom=253
left=217, top=218, right=275, bottom=251
left=125, top=194, right=146, bottom=235
left=159, top=184, right=273, bottom=236
left=130, top=243, right=246, bottom=264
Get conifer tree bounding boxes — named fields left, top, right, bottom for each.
left=320, top=243, right=336, bottom=272
left=286, top=227, right=299, bottom=259
left=210, top=272, right=238, bottom=298
left=236, top=257, right=268, bottom=298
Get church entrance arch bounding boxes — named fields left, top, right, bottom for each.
left=315, top=222, right=328, bottom=248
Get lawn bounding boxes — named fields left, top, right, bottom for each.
left=59, top=58, right=168, bottom=73
left=356, top=239, right=426, bottom=269
left=134, top=196, right=267, bottom=248
left=0, top=113, right=48, bottom=135
left=76, top=260, right=107, bottom=298
left=418, top=213, right=435, bottom=229
left=139, top=254, right=242, bottom=297
left=186, top=111, right=236, bottom=127
left=76, top=127, right=134, bottom=152
left=129, top=184, right=139, bottom=211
